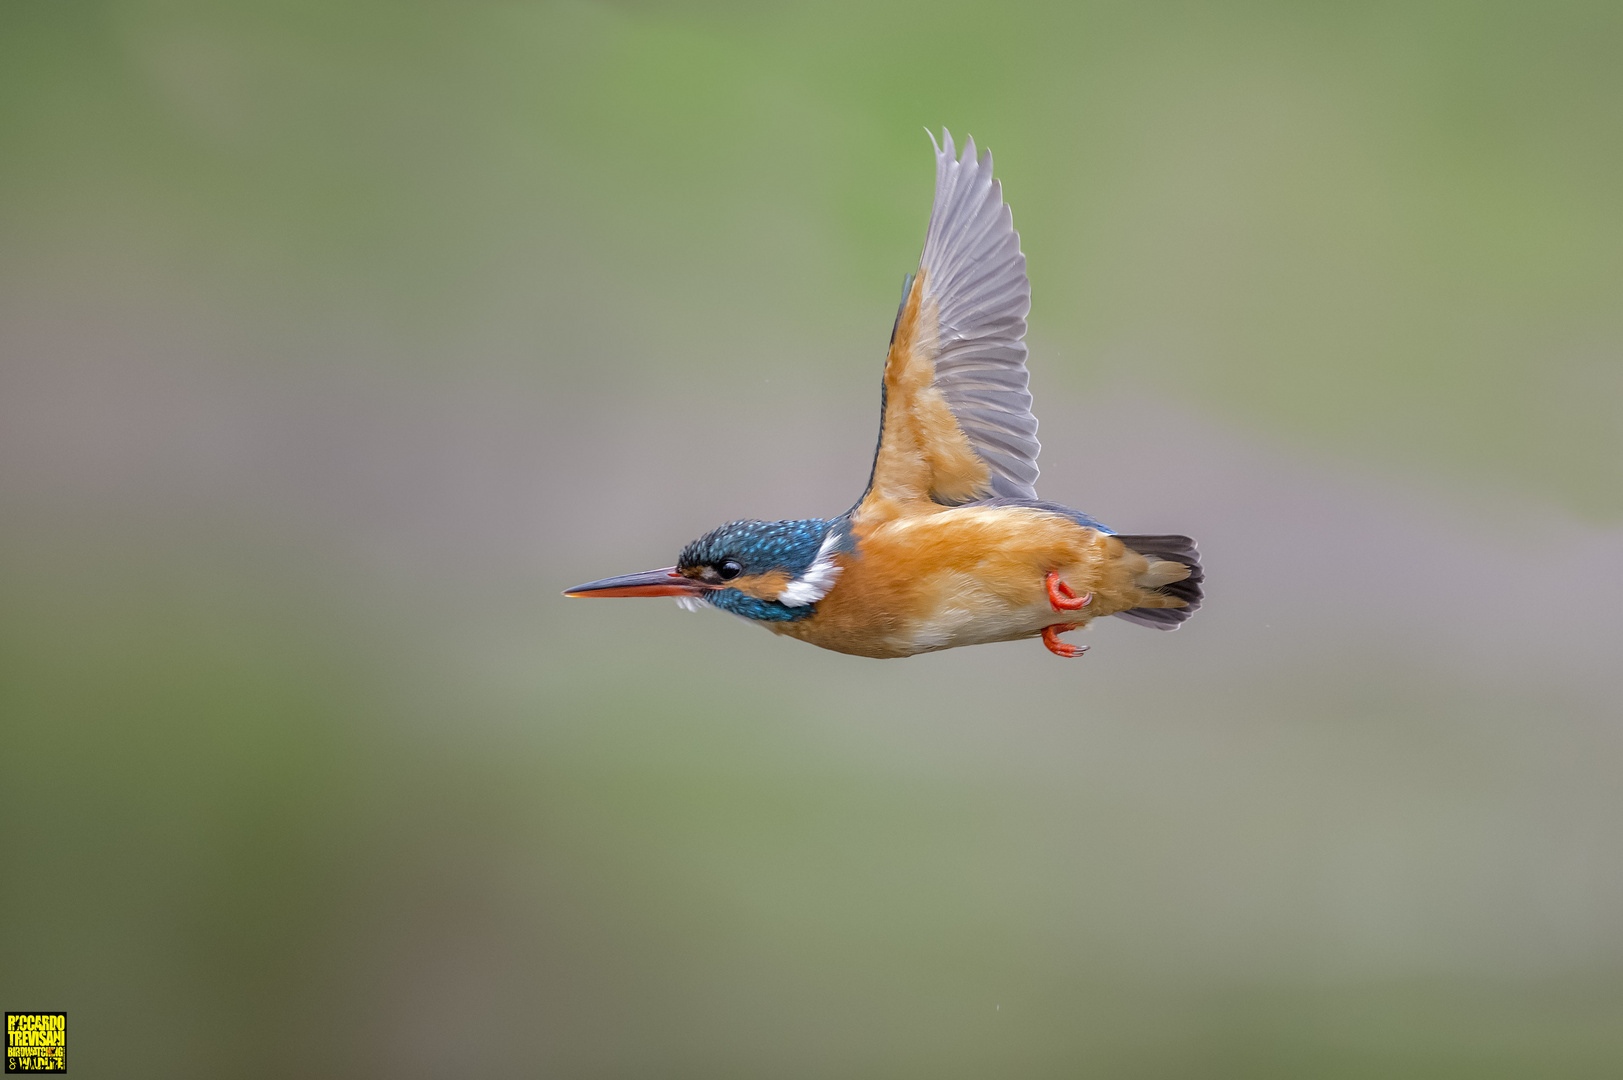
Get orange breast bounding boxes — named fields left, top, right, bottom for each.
left=769, top=505, right=1160, bottom=658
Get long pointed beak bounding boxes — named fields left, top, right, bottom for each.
left=563, top=566, right=713, bottom=599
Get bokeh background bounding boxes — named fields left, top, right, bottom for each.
left=3, top=2, right=1622, bottom=1076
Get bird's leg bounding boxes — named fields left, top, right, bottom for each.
left=1042, top=623, right=1088, bottom=658
left=1045, top=570, right=1092, bottom=612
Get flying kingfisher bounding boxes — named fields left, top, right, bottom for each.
left=566, top=130, right=1202, bottom=659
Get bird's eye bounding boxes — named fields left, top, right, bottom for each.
left=717, top=559, right=743, bottom=581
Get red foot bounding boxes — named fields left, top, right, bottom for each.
left=1043, top=623, right=1089, bottom=658
left=1045, top=571, right=1092, bottom=612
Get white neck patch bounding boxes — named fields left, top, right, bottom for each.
left=777, top=530, right=843, bottom=608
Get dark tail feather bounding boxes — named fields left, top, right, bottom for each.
left=1112, top=534, right=1203, bottom=630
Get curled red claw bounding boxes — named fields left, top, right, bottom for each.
left=1042, top=623, right=1088, bottom=658
left=1045, top=571, right=1092, bottom=612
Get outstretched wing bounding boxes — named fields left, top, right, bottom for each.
left=855, top=130, right=1039, bottom=522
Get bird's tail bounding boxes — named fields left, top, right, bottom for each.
left=1113, top=534, right=1203, bottom=630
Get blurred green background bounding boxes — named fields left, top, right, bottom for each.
left=3, top=1, right=1621, bottom=1076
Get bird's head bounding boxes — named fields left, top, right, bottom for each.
left=564, top=517, right=844, bottom=621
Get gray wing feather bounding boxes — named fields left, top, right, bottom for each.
left=920, top=129, right=1040, bottom=501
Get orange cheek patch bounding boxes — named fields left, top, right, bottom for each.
left=727, top=570, right=795, bottom=601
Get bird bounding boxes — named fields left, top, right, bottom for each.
left=565, top=130, right=1202, bottom=659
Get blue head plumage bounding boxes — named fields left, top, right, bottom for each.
left=677, top=518, right=837, bottom=621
